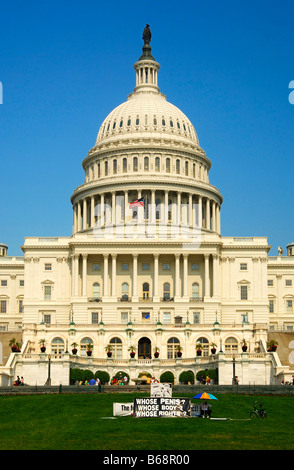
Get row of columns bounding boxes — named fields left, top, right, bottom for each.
left=73, top=190, right=221, bottom=234
left=71, top=252, right=220, bottom=299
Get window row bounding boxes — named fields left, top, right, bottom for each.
left=268, top=279, right=293, bottom=287
left=0, top=299, right=23, bottom=313
left=86, top=156, right=208, bottom=181
left=1, top=280, right=24, bottom=287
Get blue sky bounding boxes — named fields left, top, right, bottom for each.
left=0, top=0, right=293, bottom=256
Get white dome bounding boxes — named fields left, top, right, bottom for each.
left=95, top=90, right=199, bottom=148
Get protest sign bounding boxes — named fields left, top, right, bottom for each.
left=133, top=397, right=191, bottom=418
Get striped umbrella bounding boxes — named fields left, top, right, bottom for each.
left=193, top=392, right=218, bottom=400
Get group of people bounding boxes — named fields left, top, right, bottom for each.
left=111, top=375, right=129, bottom=385
left=198, top=374, right=211, bottom=385
left=13, top=376, right=24, bottom=386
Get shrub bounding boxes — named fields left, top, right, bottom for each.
left=83, top=369, right=94, bottom=381
left=179, top=370, right=195, bottom=384
left=70, top=368, right=84, bottom=383
left=160, top=371, right=174, bottom=384
left=95, top=370, right=110, bottom=384
left=115, top=371, right=129, bottom=383
left=196, top=368, right=218, bottom=384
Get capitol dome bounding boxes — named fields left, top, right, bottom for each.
left=94, top=37, right=199, bottom=151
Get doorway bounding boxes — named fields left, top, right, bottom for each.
left=138, top=337, right=151, bottom=359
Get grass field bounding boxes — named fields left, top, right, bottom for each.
left=0, top=392, right=293, bottom=451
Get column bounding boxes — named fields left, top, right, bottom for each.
left=103, top=254, right=108, bottom=297
left=111, top=254, right=117, bottom=297
left=74, top=254, right=79, bottom=297
left=177, top=192, right=181, bottom=225
left=204, top=254, right=210, bottom=298
left=100, top=193, right=105, bottom=226
left=154, top=254, right=159, bottom=299
left=82, top=254, right=88, bottom=297
left=132, top=254, right=138, bottom=299
left=183, top=254, right=188, bottom=297
left=189, top=194, right=193, bottom=227
left=151, top=189, right=156, bottom=224
left=91, top=196, right=95, bottom=227
left=77, top=201, right=82, bottom=231
left=73, top=204, right=77, bottom=233
left=198, top=196, right=202, bottom=228
left=112, top=192, right=116, bottom=226
left=206, top=198, right=210, bottom=230
left=164, top=190, right=169, bottom=224
left=124, top=190, right=128, bottom=223
left=212, top=254, right=219, bottom=298
left=212, top=201, right=216, bottom=232
left=83, top=198, right=87, bottom=230
left=71, top=255, right=75, bottom=296
left=216, top=204, right=221, bottom=233
left=175, top=254, right=181, bottom=298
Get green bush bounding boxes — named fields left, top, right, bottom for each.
left=196, top=368, right=218, bottom=384
left=95, top=370, right=110, bottom=384
left=115, top=371, right=129, bottom=382
left=160, top=371, right=174, bottom=384
left=70, top=368, right=84, bottom=383
left=179, top=370, right=195, bottom=384
left=83, top=369, right=94, bottom=381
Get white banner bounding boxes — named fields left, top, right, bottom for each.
left=151, top=382, right=172, bottom=397
left=113, top=402, right=133, bottom=416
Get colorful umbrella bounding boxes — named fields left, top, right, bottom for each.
left=193, top=392, right=218, bottom=400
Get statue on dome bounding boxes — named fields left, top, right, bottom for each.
left=142, top=24, right=151, bottom=44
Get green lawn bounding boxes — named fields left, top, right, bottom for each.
left=0, top=392, right=293, bottom=450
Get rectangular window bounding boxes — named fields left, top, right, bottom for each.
left=121, top=312, right=129, bottom=323
left=241, top=312, right=248, bottom=323
left=286, top=300, right=293, bottom=313
left=191, top=263, right=199, bottom=271
left=240, top=263, right=248, bottom=271
left=163, top=312, right=171, bottom=323
left=19, top=280, right=24, bottom=287
left=269, top=300, right=274, bottom=313
left=267, top=280, right=274, bottom=286
left=45, top=263, right=52, bottom=271
left=193, top=312, right=200, bottom=324
left=93, top=263, right=100, bottom=271
left=142, top=263, right=150, bottom=271
left=1, top=300, right=7, bottom=313
left=240, top=285, right=248, bottom=300
left=1, top=280, right=7, bottom=287
left=163, top=263, right=170, bottom=271
left=43, top=314, right=51, bottom=324
left=19, top=300, right=23, bottom=314
left=286, top=280, right=292, bottom=287
left=121, top=263, right=129, bottom=271
left=142, top=312, right=150, bottom=322
left=44, top=286, right=52, bottom=300
left=91, top=312, right=99, bottom=324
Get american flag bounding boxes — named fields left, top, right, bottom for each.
left=129, top=196, right=145, bottom=208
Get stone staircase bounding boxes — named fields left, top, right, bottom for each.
left=268, top=332, right=294, bottom=371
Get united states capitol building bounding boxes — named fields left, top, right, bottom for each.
left=1, top=27, right=294, bottom=386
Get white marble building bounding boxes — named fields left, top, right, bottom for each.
left=0, top=29, right=293, bottom=385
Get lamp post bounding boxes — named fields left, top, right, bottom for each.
left=232, top=354, right=236, bottom=385
left=45, top=354, right=51, bottom=386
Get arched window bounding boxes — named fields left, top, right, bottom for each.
left=105, top=161, right=108, bottom=176
left=167, top=337, right=180, bottom=359
left=168, top=198, right=172, bottom=221
left=93, top=283, right=100, bottom=299
left=176, top=159, right=180, bottom=174
left=155, top=157, right=160, bottom=171
left=144, top=197, right=150, bottom=220
left=185, top=161, right=189, bottom=176
left=163, top=282, right=170, bottom=300
left=80, top=337, right=93, bottom=356
left=133, top=157, right=138, bottom=172
left=123, top=158, right=127, bottom=173
left=166, top=158, right=170, bottom=173
left=225, top=337, right=238, bottom=353
left=155, top=198, right=161, bottom=220
left=110, top=337, right=122, bottom=359
left=51, top=337, right=65, bottom=355
left=121, top=282, right=129, bottom=301
left=144, top=156, right=149, bottom=171
left=113, top=159, right=117, bottom=174
left=143, top=282, right=150, bottom=301
left=196, top=337, right=209, bottom=356
left=192, top=282, right=199, bottom=300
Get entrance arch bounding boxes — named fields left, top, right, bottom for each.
left=138, top=337, right=151, bottom=358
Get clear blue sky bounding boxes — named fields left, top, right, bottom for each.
left=0, top=0, right=293, bottom=256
